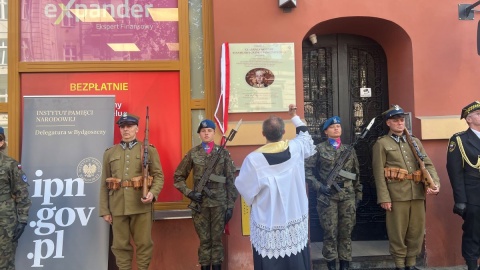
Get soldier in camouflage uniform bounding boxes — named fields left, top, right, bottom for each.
left=305, top=116, right=362, bottom=270
left=0, top=127, right=31, bottom=270
left=174, top=119, right=238, bottom=270
left=99, top=113, right=164, bottom=270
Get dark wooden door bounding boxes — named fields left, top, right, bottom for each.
left=302, top=34, right=390, bottom=241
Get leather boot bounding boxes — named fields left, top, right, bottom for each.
left=405, top=267, right=420, bottom=270
left=212, top=265, right=221, bottom=270
left=326, top=260, right=336, bottom=270
left=339, top=260, right=349, bottom=270
left=395, top=268, right=405, bottom=270
left=466, top=260, right=478, bottom=270
left=201, top=265, right=210, bottom=270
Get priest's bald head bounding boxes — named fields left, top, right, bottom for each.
left=262, top=116, right=285, bottom=142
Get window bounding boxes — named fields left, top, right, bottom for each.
left=0, top=0, right=7, bottom=20
left=61, top=14, right=76, bottom=28
left=64, top=45, right=77, bottom=61
left=0, top=39, right=7, bottom=65
left=21, top=0, right=30, bottom=20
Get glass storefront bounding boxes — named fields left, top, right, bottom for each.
left=20, top=0, right=179, bottom=61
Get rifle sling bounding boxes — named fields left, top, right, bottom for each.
left=209, top=174, right=226, bottom=183
left=338, top=169, right=356, bottom=180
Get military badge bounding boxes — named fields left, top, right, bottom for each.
left=22, top=174, right=28, bottom=183
left=448, top=141, right=456, bottom=152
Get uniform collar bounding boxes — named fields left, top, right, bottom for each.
left=120, top=139, right=138, bottom=149
left=389, top=132, right=406, bottom=143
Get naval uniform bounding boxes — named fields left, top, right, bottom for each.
left=446, top=128, right=480, bottom=262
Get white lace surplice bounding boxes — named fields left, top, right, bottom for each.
left=236, top=121, right=316, bottom=259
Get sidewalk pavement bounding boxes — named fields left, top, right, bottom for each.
left=418, top=266, right=467, bottom=270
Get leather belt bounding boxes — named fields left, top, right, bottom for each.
left=121, top=181, right=134, bottom=188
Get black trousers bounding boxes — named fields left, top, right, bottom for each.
left=252, top=245, right=311, bottom=270
left=462, top=204, right=480, bottom=261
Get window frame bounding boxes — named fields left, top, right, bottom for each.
left=7, top=0, right=215, bottom=211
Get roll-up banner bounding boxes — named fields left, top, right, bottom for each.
left=16, top=95, right=114, bottom=269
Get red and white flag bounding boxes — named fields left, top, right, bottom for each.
left=215, top=43, right=230, bottom=145
left=216, top=43, right=232, bottom=235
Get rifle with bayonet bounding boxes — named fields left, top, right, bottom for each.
left=142, top=107, right=150, bottom=199
left=188, top=120, right=242, bottom=213
left=317, top=117, right=377, bottom=207
left=403, top=128, right=437, bottom=191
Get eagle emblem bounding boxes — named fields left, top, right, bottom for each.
left=77, top=157, right=102, bottom=183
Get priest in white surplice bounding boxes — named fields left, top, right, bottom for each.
left=235, top=104, right=316, bottom=270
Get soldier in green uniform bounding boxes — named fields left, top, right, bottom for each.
left=305, top=116, right=362, bottom=270
left=0, top=126, right=31, bottom=270
left=174, top=119, right=238, bottom=270
left=372, top=105, right=440, bottom=270
left=446, top=101, right=480, bottom=270
left=99, top=113, right=164, bottom=270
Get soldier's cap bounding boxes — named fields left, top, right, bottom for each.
left=322, top=116, right=341, bottom=131
left=197, top=119, right=216, bottom=133
left=461, top=100, right=480, bottom=119
left=382, top=104, right=408, bottom=120
left=0, top=126, right=3, bottom=135
left=116, top=112, right=139, bottom=126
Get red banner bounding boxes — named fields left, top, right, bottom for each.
left=21, top=72, right=183, bottom=202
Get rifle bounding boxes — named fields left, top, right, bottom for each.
left=403, top=128, right=437, bottom=191
left=317, top=117, right=376, bottom=207
left=142, top=107, right=150, bottom=199
left=188, top=120, right=242, bottom=213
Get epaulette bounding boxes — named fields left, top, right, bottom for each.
left=453, top=130, right=466, bottom=137
left=376, top=135, right=387, bottom=140
left=105, top=146, right=113, bottom=151
left=149, top=144, right=156, bottom=148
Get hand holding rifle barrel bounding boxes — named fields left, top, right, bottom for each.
left=403, top=128, right=439, bottom=195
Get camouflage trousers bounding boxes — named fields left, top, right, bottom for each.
left=0, top=214, right=19, bottom=270
left=317, top=187, right=356, bottom=261
left=192, top=204, right=227, bottom=266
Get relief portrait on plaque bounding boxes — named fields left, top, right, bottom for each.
left=245, top=68, right=275, bottom=88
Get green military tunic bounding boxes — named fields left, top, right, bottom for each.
left=372, top=131, right=440, bottom=267
left=305, top=141, right=362, bottom=262
left=99, top=140, right=164, bottom=270
left=0, top=152, right=31, bottom=270
left=174, top=144, right=237, bottom=266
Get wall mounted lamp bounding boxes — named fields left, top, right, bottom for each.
left=458, top=0, right=480, bottom=55
left=309, top=34, right=318, bottom=45
left=279, top=0, right=296, bottom=9
left=459, top=0, right=480, bottom=20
